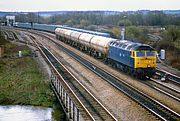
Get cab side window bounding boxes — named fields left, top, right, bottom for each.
left=131, top=51, right=135, bottom=57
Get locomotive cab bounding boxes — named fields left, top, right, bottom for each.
left=132, top=45, right=156, bottom=77
left=133, top=50, right=156, bottom=68
left=108, top=40, right=157, bottom=78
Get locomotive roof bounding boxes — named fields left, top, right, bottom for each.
left=109, top=40, right=154, bottom=51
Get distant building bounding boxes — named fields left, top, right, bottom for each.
left=6, top=16, right=15, bottom=26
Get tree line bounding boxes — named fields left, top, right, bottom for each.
left=7, top=11, right=179, bottom=27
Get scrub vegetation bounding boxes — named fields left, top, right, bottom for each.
left=156, top=25, right=180, bottom=70
left=0, top=37, right=53, bottom=106
left=0, top=37, right=66, bottom=120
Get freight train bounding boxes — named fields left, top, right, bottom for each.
left=55, top=28, right=156, bottom=78
left=14, top=22, right=156, bottom=78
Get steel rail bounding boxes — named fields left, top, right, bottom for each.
left=38, top=33, right=180, bottom=121
left=32, top=32, right=117, bottom=121
left=10, top=28, right=180, bottom=121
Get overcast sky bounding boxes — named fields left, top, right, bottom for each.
left=0, top=0, right=179, bottom=12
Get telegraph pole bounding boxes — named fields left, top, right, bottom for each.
left=37, top=11, right=39, bottom=23
left=123, top=16, right=127, bottom=40
left=0, top=19, right=2, bottom=37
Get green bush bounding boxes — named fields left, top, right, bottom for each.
left=22, top=50, right=32, bottom=56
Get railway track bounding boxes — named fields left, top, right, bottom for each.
left=31, top=31, right=180, bottom=121
left=29, top=30, right=180, bottom=103
left=156, top=68, right=180, bottom=85
left=41, top=47, right=117, bottom=121
left=2, top=28, right=117, bottom=120
left=21, top=30, right=118, bottom=121
left=1, top=30, right=14, bottom=40
left=144, top=78, right=180, bottom=102
left=5, top=28, right=180, bottom=121
left=22, top=30, right=180, bottom=103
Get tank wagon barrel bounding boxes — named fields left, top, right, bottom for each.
left=90, top=36, right=116, bottom=54
left=79, top=33, right=94, bottom=47
left=55, top=28, right=116, bottom=56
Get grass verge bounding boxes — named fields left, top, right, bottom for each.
left=0, top=36, right=53, bottom=107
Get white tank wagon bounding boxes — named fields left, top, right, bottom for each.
left=55, top=27, right=117, bottom=57
left=69, top=31, right=82, bottom=47
left=55, top=28, right=66, bottom=40
left=55, top=28, right=73, bottom=43
left=70, top=31, right=83, bottom=43
left=79, top=33, right=95, bottom=47
left=90, top=36, right=117, bottom=56
left=64, top=30, right=73, bottom=40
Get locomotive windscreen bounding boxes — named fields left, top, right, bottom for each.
left=135, top=45, right=154, bottom=51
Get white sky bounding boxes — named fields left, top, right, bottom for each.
left=0, top=0, right=179, bottom=12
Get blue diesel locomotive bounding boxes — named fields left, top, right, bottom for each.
left=108, top=40, right=156, bottom=77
